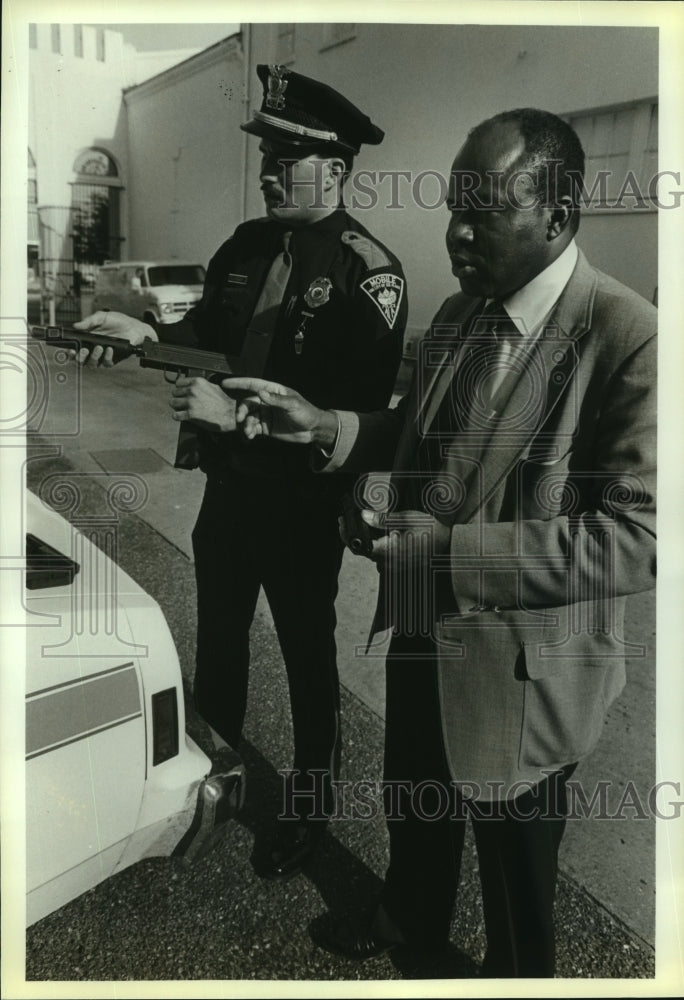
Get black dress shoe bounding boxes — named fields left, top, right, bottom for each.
left=260, top=823, right=325, bottom=881
left=310, top=914, right=401, bottom=960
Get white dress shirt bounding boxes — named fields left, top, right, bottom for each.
left=498, top=238, right=578, bottom=339
left=482, top=240, right=578, bottom=404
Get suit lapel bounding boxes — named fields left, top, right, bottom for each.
left=417, top=296, right=484, bottom=428
left=451, top=252, right=598, bottom=524
left=390, top=296, right=483, bottom=475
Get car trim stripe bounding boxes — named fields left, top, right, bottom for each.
left=26, top=714, right=143, bottom=760
left=27, top=661, right=136, bottom=699
left=26, top=663, right=142, bottom=759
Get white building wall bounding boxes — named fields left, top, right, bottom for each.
left=29, top=24, right=132, bottom=213
left=36, top=22, right=656, bottom=333
left=123, top=36, right=244, bottom=265
left=27, top=23, right=212, bottom=271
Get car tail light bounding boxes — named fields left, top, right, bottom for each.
left=151, top=688, right=179, bottom=765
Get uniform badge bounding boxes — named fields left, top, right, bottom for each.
left=360, top=273, right=405, bottom=330
left=304, top=277, right=332, bottom=309
left=266, top=64, right=289, bottom=110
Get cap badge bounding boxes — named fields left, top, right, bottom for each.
left=304, top=277, right=332, bottom=309
left=266, top=64, right=289, bottom=110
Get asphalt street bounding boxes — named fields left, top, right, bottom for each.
left=16, top=347, right=670, bottom=991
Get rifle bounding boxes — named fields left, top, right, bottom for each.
left=31, top=324, right=247, bottom=469
left=30, top=324, right=246, bottom=379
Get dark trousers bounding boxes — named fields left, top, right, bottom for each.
left=192, top=472, right=345, bottom=821
left=380, top=635, right=576, bottom=977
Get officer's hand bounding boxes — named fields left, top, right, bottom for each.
left=72, top=311, right=157, bottom=367
left=170, top=376, right=236, bottom=432
left=361, top=510, right=451, bottom=569
left=221, top=377, right=336, bottom=446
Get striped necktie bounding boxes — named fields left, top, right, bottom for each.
left=413, top=301, right=519, bottom=485
left=463, top=300, right=519, bottom=425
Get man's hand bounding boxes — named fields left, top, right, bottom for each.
left=72, top=311, right=158, bottom=367
left=350, top=509, right=451, bottom=568
left=221, top=377, right=337, bottom=447
left=170, top=377, right=237, bottom=432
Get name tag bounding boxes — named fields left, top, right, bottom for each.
left=227, top=273, right=248, bottom=285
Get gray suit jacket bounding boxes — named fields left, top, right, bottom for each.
left=325, top=251, right=656, bottom=795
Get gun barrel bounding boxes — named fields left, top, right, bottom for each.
left=139, top=341, right=243, bottom=376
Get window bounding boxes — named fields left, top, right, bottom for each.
left=96, top=28, right=105, bottom=62
left=74, top=25, right=83, bottom=58
left=565, top=100, right=658, bottom=210
left=147, top=265, right=206, bottom=287
left=73, top=149, right=118, bottom=178
left=643, top=104, right=658, bottom=199
left=275, top=24, right=295, bottom=65
left=28, top=149, right=39, bottom=281
left=26, top=534, right=80, bottom=590
left=29, top=24, right=37, bottom=49
left=28, top=148, right=38, bottom=206
left=320, top=24, right=356, bottom=51
left=71, top=149, right=123, bottom=264
left=51, top=24, right=61, bottom=54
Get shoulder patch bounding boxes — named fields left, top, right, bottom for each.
left=341, top=230, right=392, bottom=270
left=360, top=272, right=405, bottom=330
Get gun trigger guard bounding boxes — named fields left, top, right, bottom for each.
left=164, top=369, right=180, bottom=384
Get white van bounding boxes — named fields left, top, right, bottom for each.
left=92, top=260, right=206, bottom=333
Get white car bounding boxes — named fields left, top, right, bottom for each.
left=24, top=488, right=243, bottom=926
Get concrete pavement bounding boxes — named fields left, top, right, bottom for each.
left=22, top=347, right=661, bottom=983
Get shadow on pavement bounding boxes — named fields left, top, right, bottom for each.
left=185, top=698, right=478, bottom=978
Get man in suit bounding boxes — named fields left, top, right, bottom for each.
left=222, top=106, right=656, bottom=976
left=72, top=66, right=407, bottom=880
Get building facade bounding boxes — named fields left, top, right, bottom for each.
left=27, top=22, right=208, bottom=322
left=28, top=22, right=659, bottom=338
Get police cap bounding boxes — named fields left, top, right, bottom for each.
left=240, top=64, right=384, bottom=155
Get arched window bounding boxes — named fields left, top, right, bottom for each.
left=70, top=149, right=123, bottom=267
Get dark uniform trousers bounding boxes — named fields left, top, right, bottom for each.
left=380, top=632, right=576, bottom=977
left=192, top=469, right=345, bottom=821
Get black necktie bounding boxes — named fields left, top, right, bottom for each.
left=240, top=230, right=293, bottom=375
left=174, top=231, right=293, bottom=469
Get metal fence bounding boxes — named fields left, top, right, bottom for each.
left=32, top=203, right=124, bottom=325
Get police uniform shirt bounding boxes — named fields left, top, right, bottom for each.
left=170, top=208, right=407, bottom=479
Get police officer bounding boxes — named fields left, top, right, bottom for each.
left=74, top=65, right=407, bottom=879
